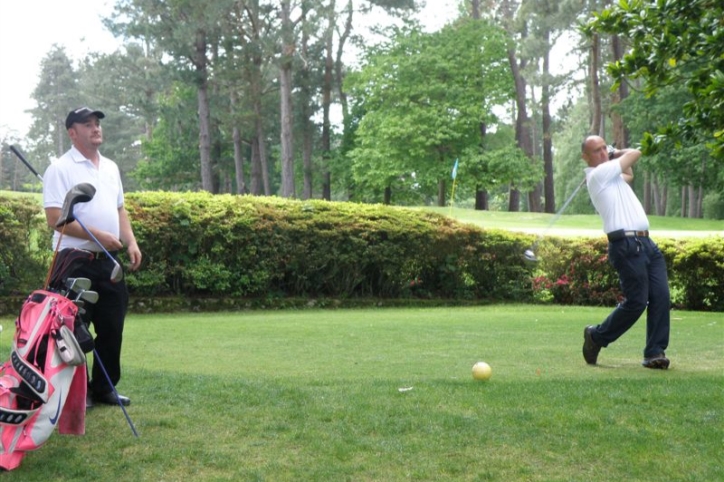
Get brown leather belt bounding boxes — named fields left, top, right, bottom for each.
left=607, top=230, right=649, bottom=242
left=90, top=250, right=118, bottom=260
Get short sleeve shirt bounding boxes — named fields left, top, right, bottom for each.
left=43, top=146, right=124, bottom=251
left=584, top=159, right=649, bottom=234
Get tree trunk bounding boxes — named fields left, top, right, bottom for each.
left=194, top=29, right=214, bottom=192
left=643, top=171, right=652, bottom=214
left=661, top=184, right=668, bottom=216
left=471, top=0, right=480, bottom=18
left=589, top=32, right=602, bottom=135
left=610, top=34, right=630, bottom=149
left=250, top=137, right=262, bottom=195
left=279, top=0, right=295, bottom=198
left=247, top=0, right=270, bottom=195
left=384, top=186, right=391, bottom=205
left=541, top=29, right=554, bottom=214
left=688, top=185, right=697, bottom=218
left=335, top=1, right=353, bottom=122
left=232, top=120, right=246, bottom=194
left=507, top=47, right=531, bottom=212
left=438, top=179, right=446, bottom=207
left=475, top=188, right=488, bottom=210
left=475, top=122, right=488, bottom=211
left=252, top=92, right=270, bottom=195
left=300, top=5, right=313, bottom=200
left=321, top=0, right=335, bottom=201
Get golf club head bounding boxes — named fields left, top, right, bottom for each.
left=523, top=249, right=538, bottom=262
left=110, top=261, right=124, bottom=283
left=66, top=277, right=92, bottom=293
left=76, top=290, right=99, bottom=304
left=56, top=183, right=96, bottom=227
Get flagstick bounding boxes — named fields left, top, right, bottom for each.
left=449, top=158, right=459, bottom=216
left=449, top=178, right=457, bottom=216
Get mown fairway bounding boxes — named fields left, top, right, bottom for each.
left=0, top=305, right=721, bottom=481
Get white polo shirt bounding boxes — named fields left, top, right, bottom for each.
left=43, top=146, right=124, bottom=251
left=585, top=159, right=649, bottom=234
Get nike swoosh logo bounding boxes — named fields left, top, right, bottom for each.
left=49, top=389, right=63, bottom=425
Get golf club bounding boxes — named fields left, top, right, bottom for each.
left=67, top=280, right=138, bottom=437
left=74, top=290, right=99, bottom=305
left=71, top=217, right=124, bottom=283
left=9, top=145, right=43, bottom=182
left=55, top=183, right=96, bottom=227
left=92, top=349, right=139, bottom=437
left=64, top=277, right=92, bottom=297
left=523, top=177, right=587, bottom=262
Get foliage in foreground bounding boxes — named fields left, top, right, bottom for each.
left=587, top=0, right=724, bottom=164
left=0, top=307, right=720, bottom=482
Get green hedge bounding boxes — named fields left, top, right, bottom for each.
left=0, top=196, right=51, bottom=296
left=123, top=192, right=534, bottom=302
left=1, top=192, right=722, bottom=312
left=530, top=235, right=724, bottom=311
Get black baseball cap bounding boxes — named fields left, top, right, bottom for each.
left=65, top=107, right=105, bottom=129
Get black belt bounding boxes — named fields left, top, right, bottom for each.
left=607, top=230, right=649, bottom=242
left=90, top=250, right=118, bottom=260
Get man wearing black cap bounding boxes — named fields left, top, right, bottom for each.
left=43, top=107, right=142, bottom=407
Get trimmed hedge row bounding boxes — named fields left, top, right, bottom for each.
left=531, top=235, right=724, bottom=311
left=123, top=192, right=534, bottom=302
left=0, top=196, right=51, bottom=297
left=0, top=192, right=722, bottom=312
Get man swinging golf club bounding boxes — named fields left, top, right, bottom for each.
left=581, top=136, right=670, bottom=369
left=43, top=107, right=143, bottom=406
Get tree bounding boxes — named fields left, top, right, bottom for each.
left=346, top=19, right=514, bottom=205
left=27, top=46, right=80, bottom=163
left=109, top=0, right=238, bottom=192
left=617, top=85, right=716, bottom=217
left=75, top=46, right=167, bottom=190
left=133, top=83, right=201, bottom=190
left=585, top=0, right=724, bottom=163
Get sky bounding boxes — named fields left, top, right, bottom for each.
left=0, top=0, right=461, bottom=140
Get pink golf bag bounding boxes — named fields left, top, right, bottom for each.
left=0, top=290, right=87, bottom=471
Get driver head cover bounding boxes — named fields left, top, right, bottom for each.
left=56, top=183, right=96, bottom=227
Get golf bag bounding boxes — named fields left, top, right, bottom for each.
left=0, top=289, right=88, bottom=471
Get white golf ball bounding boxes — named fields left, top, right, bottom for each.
left=472, top=361, right=492, bottom=381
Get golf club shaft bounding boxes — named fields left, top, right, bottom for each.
left=74, top=217, right=116, bottom=260
left=74, top=217, right=123, bottom=282
left=531, top=177, right=587, bottom=247
left=9, top=145, right=43, bottom=181
left=92, top=348, right=139, bottom=437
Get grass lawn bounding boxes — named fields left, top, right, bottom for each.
left=0, top=306, right=721, bottom=481
left=419, top=206, right=724, bottom=234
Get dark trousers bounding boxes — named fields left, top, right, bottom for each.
left=593, top=236, right=670, bottom=358
left=62, top=252, right=128, bottom=395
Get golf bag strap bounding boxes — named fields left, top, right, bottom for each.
left=10, top=351, right=49, bottom=403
